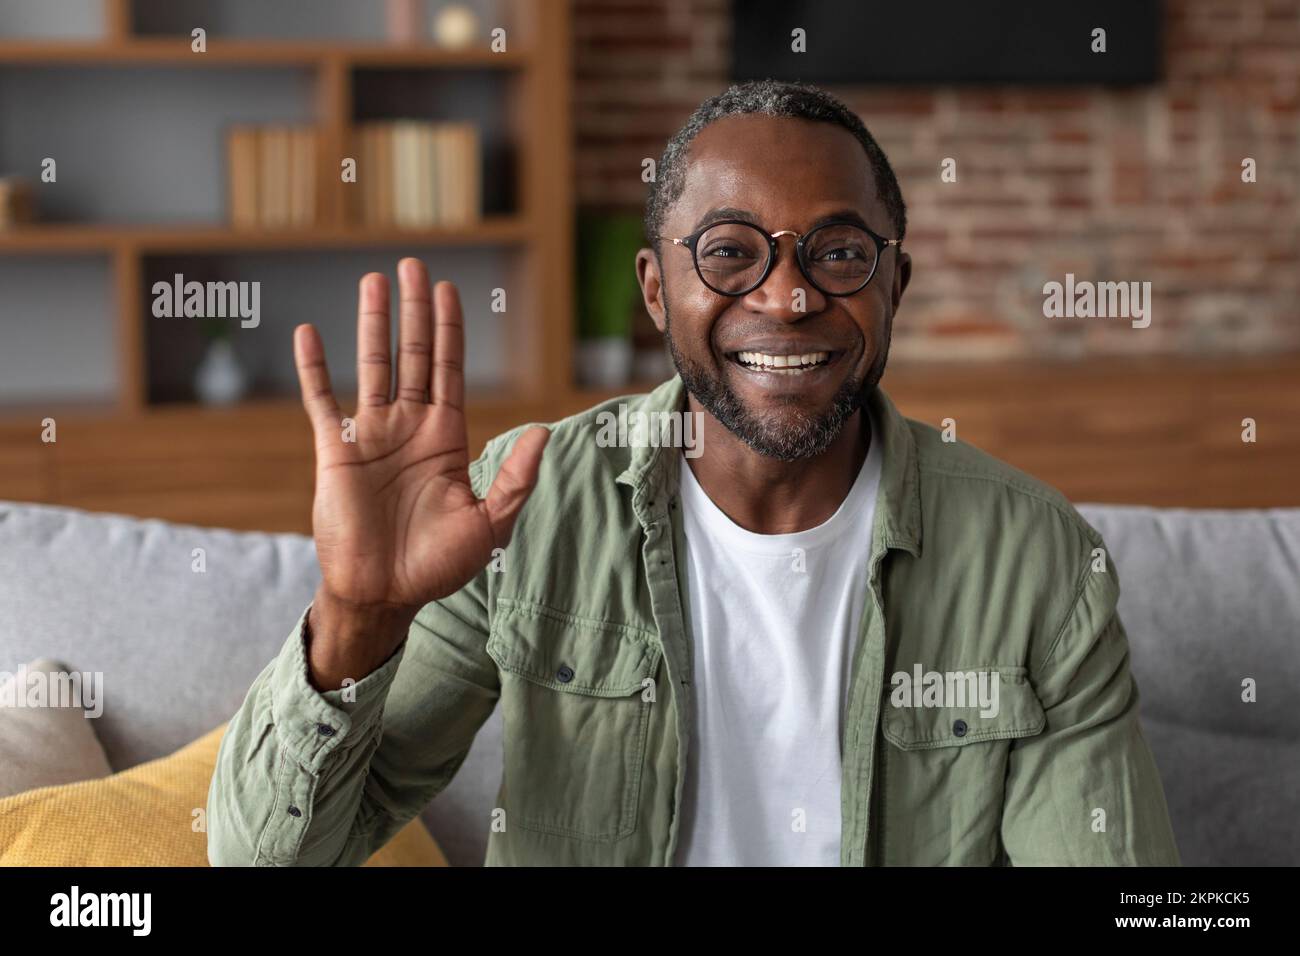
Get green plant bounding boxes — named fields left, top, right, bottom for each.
left=576, top=211, right=645, bottom=340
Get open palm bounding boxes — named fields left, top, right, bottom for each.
left=293, top=258, right=548, bottom=613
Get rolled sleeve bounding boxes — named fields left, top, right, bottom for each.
left=268, top=604, right=407, bottom=775
left=209, top=574, right=498, bottom=866
left=208, top=604, right=413, bottom=867
left=208, top=439, right=509, bottom=867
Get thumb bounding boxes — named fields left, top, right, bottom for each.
left=483, top=426, right=550, bottom=547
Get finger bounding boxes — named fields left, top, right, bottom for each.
left=483, top=426, right=550, bottom=547
left=395, top=258, right=433, bottom=403
left=356, top=272, right=392, bottom=407
left=432, top=279, right=465, bottom=410
left=293, top=323, right=341, bottom=435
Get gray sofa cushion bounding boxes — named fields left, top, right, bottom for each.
left=1, top=499, right=1296, bottom=865
left=0, top=498, right=500, bottom=868
left=1076, top=505, right=1300, bottom=866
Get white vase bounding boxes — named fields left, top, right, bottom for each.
left=194, top=339, right=249, bottom=406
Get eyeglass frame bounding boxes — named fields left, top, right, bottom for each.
left=659, top=218, right=902, bottom=298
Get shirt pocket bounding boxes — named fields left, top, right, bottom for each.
left=881, top=665, right=1046, bottom=750
left=876, top=665, right=1046, bottom=864
left=486, top=598, right=661, bottom=843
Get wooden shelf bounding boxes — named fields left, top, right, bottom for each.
left=0, top=385, right=562, bottom=423
left=0, top=388, right=565, bottom=534
left=140, top=390, right=548, bottom=420
left=0, top=0, right=577, bottom=531
left=0, top=218, right=533, bottom=254
left=0, top=39, right=529, bottom=68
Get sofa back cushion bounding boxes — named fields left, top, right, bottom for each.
left=3, top=499, right=1296, bottom=865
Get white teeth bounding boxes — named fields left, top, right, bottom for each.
left=735, top=350, right=830, bottom=372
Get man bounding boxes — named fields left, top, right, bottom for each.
left=208, top=80, right=1179, bottom=866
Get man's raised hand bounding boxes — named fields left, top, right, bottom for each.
left=293, top=258, right=548, bottom=685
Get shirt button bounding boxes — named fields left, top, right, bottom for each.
left=953, top=719, right=968, bottom=737
left=316, top=723, right=336, bottom=737
left=287, top=805, right=302, bottom=817
left=556, top=665, right=574, bottom=684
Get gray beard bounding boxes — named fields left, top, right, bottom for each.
left=663, top=304, right=885, bottom=462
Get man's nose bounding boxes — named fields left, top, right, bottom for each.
left=740, top=237, right=826, bottom=320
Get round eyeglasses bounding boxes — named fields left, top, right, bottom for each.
left=661, top=219, right=901, bottom=298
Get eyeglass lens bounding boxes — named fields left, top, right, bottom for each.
left=693, top=221, right=878, bottom=295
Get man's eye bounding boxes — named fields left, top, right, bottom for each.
left=816, top=246, right=864, bottom=261
left=703, top=244, right=749, bottom=259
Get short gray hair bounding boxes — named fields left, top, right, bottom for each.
left=643, top=79, right=908, bottom=250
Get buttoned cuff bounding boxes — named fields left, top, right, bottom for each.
left=268, top=603, right=408, bottom=774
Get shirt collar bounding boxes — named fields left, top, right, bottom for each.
left=615, top=374, right=922, bottom=557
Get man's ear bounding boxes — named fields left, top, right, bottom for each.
left=636, top=247, right=667, bottom=333
left=891, top=248, right=912, bottom=315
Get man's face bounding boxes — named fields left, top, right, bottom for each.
left=637, top=114, right=911, bottom=461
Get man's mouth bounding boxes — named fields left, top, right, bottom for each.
left=728, top=350, right=835, bottom=375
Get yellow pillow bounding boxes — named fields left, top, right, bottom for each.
left=0, top=723, right=447, bottom=866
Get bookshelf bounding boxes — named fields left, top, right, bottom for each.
left=0, top=0, right=579, bottom=530
left=0, top=39, right=531, bottom=67
left=0, top=218, right=531, bottom=253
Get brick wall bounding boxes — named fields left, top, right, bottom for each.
left=573, top=0, right=1300, bottom=360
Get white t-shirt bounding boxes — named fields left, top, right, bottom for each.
left=673, top=412, right=883, bottom=866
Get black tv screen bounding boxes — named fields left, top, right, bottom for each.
left=732, top=0, right=1163, bottom=86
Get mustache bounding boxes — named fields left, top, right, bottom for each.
left=714, top=323, right=855, bottom=355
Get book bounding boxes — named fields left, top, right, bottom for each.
left=341, top=119, right=482, bottom=228
left=409, top=122, right=425, bottom=226
left=394, top=120, right=420, bottom=228
left=433, top=123, right=454, bottom=225
left=288, top=127, right=317, bottom=227
left=420, top=122, right=438, bottom=226
left=451, top=121, right=481, bottom=224
left=262, top=126, right=292, bottom=228
left=357, top=125, right=376, bottom=226
left=225, top=124, right=322, bottom=229
left=376, top=122, right=395, bottom=226
left=0, top=176, right=36, bottom=230
left=226, top=126, right=259, bottom=228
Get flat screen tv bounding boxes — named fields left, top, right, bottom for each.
left=732, top=0, right=1162, bottom=86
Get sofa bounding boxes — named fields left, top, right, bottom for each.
left=1, top=498, right=1296, bottom=866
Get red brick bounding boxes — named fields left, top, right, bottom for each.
left=572, top=0, right=1300, bottom=359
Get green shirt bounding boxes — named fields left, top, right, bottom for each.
left=207, top=376, right=1180, bottom=866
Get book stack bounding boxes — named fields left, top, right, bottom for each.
left=226, top=125, right=320, bottom=229
left=0, top=177, right=35, bottom=230
left=354, top=121, right=481, bottom=228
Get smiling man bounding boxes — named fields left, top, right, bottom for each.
left=208, top=80, right=1180, bottom=867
